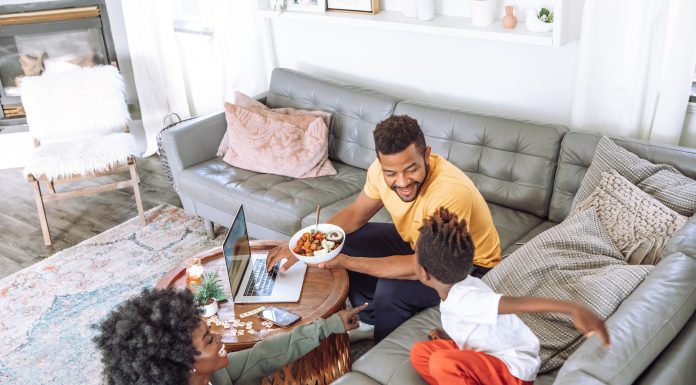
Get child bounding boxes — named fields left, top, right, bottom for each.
left=410, top=207, right=610, bottom=385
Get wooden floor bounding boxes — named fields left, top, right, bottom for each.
left=0, top=155, right=182, bottom=279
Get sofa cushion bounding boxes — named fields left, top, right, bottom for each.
left=548, top=132, right=696, bottom=222
left=483, top=208, right=653, bottom=373
left=394, top=101, right=567, bottom=217
left=300, top=192, right=392, bottom=227
left=637, top=169, right=696, bottom=217
left=501, top=220, right=558, bottom=257
left=570, top=137, right=680, bottom=213
left=572, top=170, right=687, bottom=265
left=350, top=306, right=559, bottom=385
left=266, top=68, right=401, bottom=170
left=487, top=202, right=543, bottom=253
left=177, top=159, right=365, bottom=235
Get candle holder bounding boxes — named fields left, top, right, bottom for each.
left=185, top=257, right=204, bottom=289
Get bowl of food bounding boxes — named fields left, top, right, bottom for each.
left=289, top=224, right=345, bottom=264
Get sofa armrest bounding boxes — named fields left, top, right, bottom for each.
left=158, top=111, right=226, bottom=191
left=553, top=245, right=696, bottom=385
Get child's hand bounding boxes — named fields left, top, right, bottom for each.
left=571, top=305, right=610, bottom=347
left=337, top=303, right=368, bottom=331
left=428, top=328, right=451, bottom=340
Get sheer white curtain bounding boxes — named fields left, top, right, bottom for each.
left=571, top=0, right=696, bottom=146
left=120, top=0, right=273, bottom=155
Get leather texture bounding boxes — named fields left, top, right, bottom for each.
left=266, top=68, right=401, bottom=170
left=300, top=192, right=392, bottom=227
left=177, top=159, right=365, bottom=236
left=549, top=132, right=696, bottom=222
left=395, top=101, right=567, bottom=217
left=330, top=372, right=382, bottom=385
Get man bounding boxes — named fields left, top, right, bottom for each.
left=267, top=115, right=501, bottom=342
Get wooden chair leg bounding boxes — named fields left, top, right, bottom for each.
left=30, top=177, right=52, bottom=246
left=129, top=160, right=146, bottom=226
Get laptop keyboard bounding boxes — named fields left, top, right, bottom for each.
left=243, top=259, right=279, bottom=296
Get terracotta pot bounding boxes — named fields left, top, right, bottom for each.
left=502, top=5, right=517, bottom=29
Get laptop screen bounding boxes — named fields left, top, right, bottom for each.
left=223, top=206, right=252, bottom=297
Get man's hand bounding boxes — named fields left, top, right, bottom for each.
left=571, top=306, right=610, bottom=347
left=266, top=244, right=298, bottom=273
left=337, top=303, right=369, bottom=331
left=311, top=253, right=349, bottom=270
left=428, top=328, right=451, bottom=340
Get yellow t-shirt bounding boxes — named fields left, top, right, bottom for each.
left=363, top=154, right=501, bottom=268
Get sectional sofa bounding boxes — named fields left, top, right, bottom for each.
left=158, top=68, right=696, bottom=385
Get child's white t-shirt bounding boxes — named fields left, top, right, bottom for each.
left=440, top=276, right=541, bottom=382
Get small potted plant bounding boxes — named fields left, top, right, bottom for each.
left=525, top=7, right=554, bottom=33
left=192, top=272, right=227, bottom=318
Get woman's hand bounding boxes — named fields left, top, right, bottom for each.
left=336, top=303, right=368, bottom=331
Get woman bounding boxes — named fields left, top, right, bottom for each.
left=94, top=288, right=366, bottom=385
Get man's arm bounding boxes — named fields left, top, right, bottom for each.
left=499, top=296, right=611, bottom=346
left=318, top=253, right=418, bottom=280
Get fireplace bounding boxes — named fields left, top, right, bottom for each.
left=0, top=0, right=118, bottom=130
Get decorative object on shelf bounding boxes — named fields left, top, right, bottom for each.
left=286, top=0, right=326, bottom=13
left=416, top=0, right=435, bottom=21
left=270, top=0, right=286, bottom=13
left=327, top=0, right=379, bottom=14
left=471, top=0, right=497, bottom=27
left=502, top=5, right=517, bottom=29
left=192, top=272, right=228, bottom=318
left=185, top=257, right=204, bottom=288
left=401, top=0, right=418, bottom=18
left=525, top=7, right=554, bottom=33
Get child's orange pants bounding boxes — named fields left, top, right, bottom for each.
left=410, top=339, right=534, bottom=385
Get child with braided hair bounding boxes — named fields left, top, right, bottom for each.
left=410, top=207, right=610, bottom=385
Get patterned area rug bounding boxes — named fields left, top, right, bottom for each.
left=0, top=205, right=218, bottom=385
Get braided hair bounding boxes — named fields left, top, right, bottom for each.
left=416, top=207, right=475, bottom=284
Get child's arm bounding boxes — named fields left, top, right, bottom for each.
left=499, top=296, right=611, bottom=346
left=428, top=328, right=451, bottom=340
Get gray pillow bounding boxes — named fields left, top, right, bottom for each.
left=483, top=208, right=652, bottom=373
left=570, top=136, right=679, bottom=212
left=637, top=169, right=696, bottom=217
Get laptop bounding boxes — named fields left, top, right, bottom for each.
left=223, top=205, right=306, bottom=303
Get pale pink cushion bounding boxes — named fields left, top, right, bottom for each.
left=221, top=102, right=336, bottom=178
left=217, top=91, right=332, bottom=157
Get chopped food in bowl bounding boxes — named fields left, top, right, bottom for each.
left=289, top=224, right=345, bottom=264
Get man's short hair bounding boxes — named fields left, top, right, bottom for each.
left=373, top=115, right=426, bottom=156
left=416, top=207, right=475, bottom=284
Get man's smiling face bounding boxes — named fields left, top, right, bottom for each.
left=378, top=143, right=431, bottom=202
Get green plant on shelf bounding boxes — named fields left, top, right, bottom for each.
left=538, top=8, right=554, bottom=23
left=192, top=272, right=227, bottom=306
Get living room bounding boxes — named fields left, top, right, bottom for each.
left=1, top=1, right=695, bottom=385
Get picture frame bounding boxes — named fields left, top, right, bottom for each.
left=286, top=0, right=327, bottom=13
left=327, top=0, right=379, bottom=14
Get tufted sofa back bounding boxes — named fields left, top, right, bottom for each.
left=549, top=131, right=696, bottom=222
left=266, top=68, right=401, bottom=170
left=395, top=101, right=568, bottom=217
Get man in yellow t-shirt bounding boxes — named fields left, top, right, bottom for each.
left=267, top=115, right=501, bottom=343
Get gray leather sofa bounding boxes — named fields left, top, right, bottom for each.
left=158, top=68, right=696, bottom=385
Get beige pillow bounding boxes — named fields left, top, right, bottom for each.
left=572, top=170, right=687, bottom=265
left=221, top=103, right=336, bottom=178
left=216, top=91, right=332, bottom=157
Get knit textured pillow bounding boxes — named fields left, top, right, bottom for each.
left=570, top=136, right=679, bottom=212
left=637, top=169, right=696, bottom=217
left=483, top=208, right=652, bottom=373
left=572, top=170, right=688, bottom=265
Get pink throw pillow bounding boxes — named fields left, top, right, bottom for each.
left=221, top=103, right=336, bottom=178
left=217, top=91, right=333, bottom=157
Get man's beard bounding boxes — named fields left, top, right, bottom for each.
left=391, top=156, right=430, bottom=203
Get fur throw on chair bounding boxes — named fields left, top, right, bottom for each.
left=20, top=65, right=130, bottom=144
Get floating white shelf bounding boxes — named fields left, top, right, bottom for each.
left=259, top=1, right=585, bottom=48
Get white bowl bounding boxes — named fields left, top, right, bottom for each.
left=289, top=224, right=345, bottom=264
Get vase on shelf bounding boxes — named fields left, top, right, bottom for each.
left=417, top=0, right=435, bottom=21
left=525, top=7, right=553, bottom=33
left=401, top=0, right=418, bottom=18
left=502, top=5, right=517, bottom=29
left=471, top=0, right=496, bottom=27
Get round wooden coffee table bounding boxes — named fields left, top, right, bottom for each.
left=156, top=240, right=350, bottom=385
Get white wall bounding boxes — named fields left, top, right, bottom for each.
left=267, top=1, right=579, bottom=126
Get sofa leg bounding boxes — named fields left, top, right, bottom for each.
left=204, top=219, right=215, bottom=239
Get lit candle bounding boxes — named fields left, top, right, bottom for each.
left=186, top=258, right=204, bottom=289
